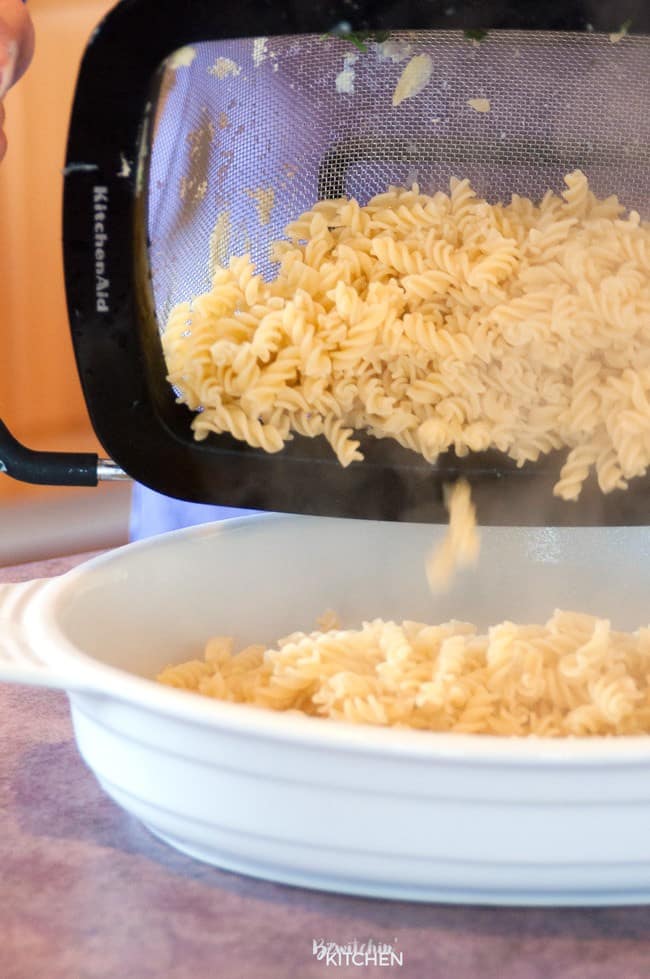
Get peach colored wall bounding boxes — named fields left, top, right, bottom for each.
left=0, top=0, right=116, bottom=502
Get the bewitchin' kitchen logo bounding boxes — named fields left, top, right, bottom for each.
left=93, top=185, right=110, bottom=313
left=312, top=938, right=403, bottom=968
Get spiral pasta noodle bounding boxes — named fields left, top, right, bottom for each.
left=426, top=479, right=480, bottom=592
left=158, top=609, right=650, bottom=736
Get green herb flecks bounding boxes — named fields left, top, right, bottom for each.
left=321, top=28, right=390, bottom=53
left=464, top=28, right=488, bottom=42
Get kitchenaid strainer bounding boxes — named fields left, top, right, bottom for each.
left=1, top=0, right=649, bottom=524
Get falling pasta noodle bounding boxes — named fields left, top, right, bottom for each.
left=426, top=479, right=480, bottom=592
left=158, top=610, right=650, bottom=736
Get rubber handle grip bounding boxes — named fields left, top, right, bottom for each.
left=0, top=419, right=98, bottom=487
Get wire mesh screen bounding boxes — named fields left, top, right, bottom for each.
left=147, top=30, right=650, bottom=330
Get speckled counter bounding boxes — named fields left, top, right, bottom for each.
left=3, top=552, right=650, bottom=979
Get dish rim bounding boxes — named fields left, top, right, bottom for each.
left=23, top=514, right=650, bottom=765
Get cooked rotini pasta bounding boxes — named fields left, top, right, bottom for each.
left=426, top=479, right=480, bottom=592
left=158, top=609, right=650, bottom=736
left=163, top=170, right=650, bottom=508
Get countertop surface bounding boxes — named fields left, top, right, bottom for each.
left=3, top=552, right=650, bottom=979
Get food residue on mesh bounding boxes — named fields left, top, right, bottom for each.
left=467, top=97, right=491, bottom=113
left=405, top=167, right=419, bottom=188
left=135, top=107, right=150, bottom=198
left=208, top=57, right=241, bottom=79
left=167, top=46, right=196, bottom=70
left=117, top=153, right=131, bottom=178
left=609, top=20, right=632, bottom=43
left=179, top=116, right=215, bottom=206
left=282, top=163, right=299, bottom=179
left=378, top=38, right=412, bottom=63
left=336, top=52, right=358, bottom=94
left=180, top=178, right=207, bottom=203
left=246, top=187, right=275, bottom=226
left=215, top=149, right=234, bottom=187
left=209, top=211, right=231, bottom=275
left=392, top=54, right=433, bottom=107
left=253, top=38, right=268, bottom=67
left=217, top=112, right=229, bottom=129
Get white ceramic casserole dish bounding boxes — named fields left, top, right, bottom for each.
left=3, top=514, right=650, bottom=906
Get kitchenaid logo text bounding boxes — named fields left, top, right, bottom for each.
left=93, top=186, right=109, bottom=313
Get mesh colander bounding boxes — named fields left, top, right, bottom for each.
left=149, top=31, right=650, bottom=325
left=2, top=0, right=650, bottom=524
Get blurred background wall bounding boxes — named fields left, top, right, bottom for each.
left=0, top=0, right=131, bottom=565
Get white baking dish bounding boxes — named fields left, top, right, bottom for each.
left=3, top=514, right=650, bottom=905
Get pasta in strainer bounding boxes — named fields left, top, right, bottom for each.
left=163, top=170, right=650, bottom=507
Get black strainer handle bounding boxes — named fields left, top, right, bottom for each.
left=0, top=418, right=127, bottom=487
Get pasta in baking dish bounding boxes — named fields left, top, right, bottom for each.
left=158, top=610, right=650, bottom=736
